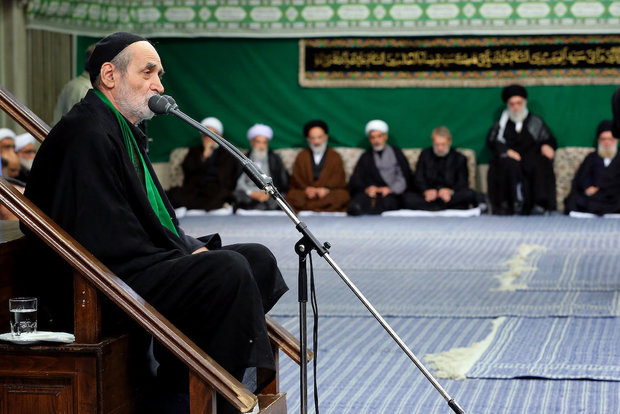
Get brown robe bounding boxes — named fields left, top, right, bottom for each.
left=286, top=147, right=350, bottom=212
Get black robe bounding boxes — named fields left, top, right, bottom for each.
left=167, top=145, right=238, bottom=211
left=347, top=145, right=415, bottom=215
left=487, top=113, right=557, bottom=214
left=22, top=90, right=287, bottom=396
left=564, top=151, right=620, bottom=215
left=410, top=148, right=476, bottom=210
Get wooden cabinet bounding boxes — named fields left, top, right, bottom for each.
left=0, top=335, right=135, bottom=414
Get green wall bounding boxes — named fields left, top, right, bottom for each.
left=79, top=36, right=618, bottom=163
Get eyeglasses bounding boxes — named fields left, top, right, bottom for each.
left=18, top=149, right=36, bottom=155
left=0, top=144, right=15, bottom=150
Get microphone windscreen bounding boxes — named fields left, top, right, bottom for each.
left=148, top=94, right=174, bottom=114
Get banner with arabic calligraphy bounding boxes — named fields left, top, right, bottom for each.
left=26, top=0, right=620, bottom=38
left=299, top=36, right=620, bottom=87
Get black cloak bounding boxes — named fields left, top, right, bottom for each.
left=564, top=151, right=620, bottom=215
left=413, top=147, right=469, bottom=192
left=22, top=90, right=287, bottom=391
left=487, top=112, right=558, bottom=214
left=347, top=144, right=415, bottom=215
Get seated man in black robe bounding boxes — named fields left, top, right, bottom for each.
left=22, top=32, right=287, bottom=414
left=233, top=123, right=289, bottom=211
left=487, top=84, right=557, bottom=215
left=167, top=116, right=239, bottom=211
left=564, top=120, right=620, bottom=215
left=410, top=126, right=477, bottom=210
left=347, top=120, right=416, bottom=215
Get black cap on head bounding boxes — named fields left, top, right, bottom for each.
left=502, top=84, right=527, bottom=103
left=86, top=32, right=147, bottom=84
left=303, top=120, right=328, bottom=137
left=596, top=120, right=614, bottom=139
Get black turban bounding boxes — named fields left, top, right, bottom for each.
left=502, top=84, right=528, bottom=103
left=596, top=120, right=613, bottom=139
left=612, top=87, right=620, bottom=139
left=86, top=32, right=147, bottom=84
left=303, top=120, right=328, bottom=137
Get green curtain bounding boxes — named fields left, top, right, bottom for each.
left=79, top=36, right=618, bottom=164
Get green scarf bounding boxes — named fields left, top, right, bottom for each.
left=94, top=90, right=179, bottom=238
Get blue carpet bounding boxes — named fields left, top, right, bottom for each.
left=274, top=315, right=620, bottom=414
left=523, top=248, right=620, bottom=291
left=180, top=216, right=620, bottom=318
left=268, top=269, right=619, bottom=318
left=177, top=215, right=620, bottom=413
left=467, top=317, right=620, bottom=381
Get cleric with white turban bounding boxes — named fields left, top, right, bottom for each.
left=365, top=119, right=388, bottom=136
left=347, top=118, right=416, bottom=215
left=200, top=116, right=223, bottom=136
left=233, top=123, right=289, bottom=211
left=15, top=132, right=37, bottom=172
left=247, top=123, right=273, bottom=141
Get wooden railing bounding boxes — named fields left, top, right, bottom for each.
left=0, top=85, right=49, bottom=143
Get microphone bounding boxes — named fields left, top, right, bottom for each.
left=148, top=94, right=177, bottom=114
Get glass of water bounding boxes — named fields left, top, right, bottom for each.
left=9, top=297, right=37, bottom=337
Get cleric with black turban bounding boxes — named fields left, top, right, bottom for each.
left=486, top=84, right=558, bottom=215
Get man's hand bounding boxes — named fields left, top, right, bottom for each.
left=365, top=185, right=379, bottom=198
left=250, top=191, right=270, bottom=202
left=378, top=186, right=392, bottom=197
left=541, top=144, right=555, bottom=160
left=315, top=187, right=330, bottom=199
left=305, top=186, right=318, bottom=199
left=585, top=186, right=599, bottom=196
left=424, top=189, right=438, bottom=202
left=506, top=149, right=521, bottom=161
left=438, top=188, right=452, bottom=203
left=192, top=247, right=208, bottom=254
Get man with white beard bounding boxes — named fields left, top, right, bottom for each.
left=233, top=123, right=288, bottom=211
left=286, top=119, right=350, bottom=212
left=486, top=84, right=557, bottom=215
left=23, top=32, right=287, bottom=414
left=564, top=120, right=620, bottom=215
left=347, top=119, right=416, bottom=215
left=410, top=126, right=478, bottom=211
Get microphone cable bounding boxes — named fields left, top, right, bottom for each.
left=309, top=252, right=320, bottom=414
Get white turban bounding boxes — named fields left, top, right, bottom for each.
left=365, top=120, right=388, bottom=136
left=15, top=133, right=36, bottom=152
left=0, top=128, right=16, bottom=142
left=247, top=123, right=273, bottom=141
left=200, top=117, right=223, bottom=135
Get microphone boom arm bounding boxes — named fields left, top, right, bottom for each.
left=150, top=95, right=466, bottom=414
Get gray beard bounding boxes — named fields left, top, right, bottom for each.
left=251, top=149, right=269, bottom=165
left=311, top=141, right=327, bottom=156
left=20, top=157, right=34, bottom=171
left=598, top=144, right=617, bottom=160
left=116, top=79, right=156, bottom=124
left=433, top=148, right=449, bottom=158
left=509, top=106, right=529, bottom=124
left=372, top=144, right=386, bottom=152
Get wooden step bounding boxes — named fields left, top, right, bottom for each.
left=258, top=393, right=287, bottom=414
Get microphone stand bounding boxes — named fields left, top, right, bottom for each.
left=156, top=99, right=466, bottom=414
